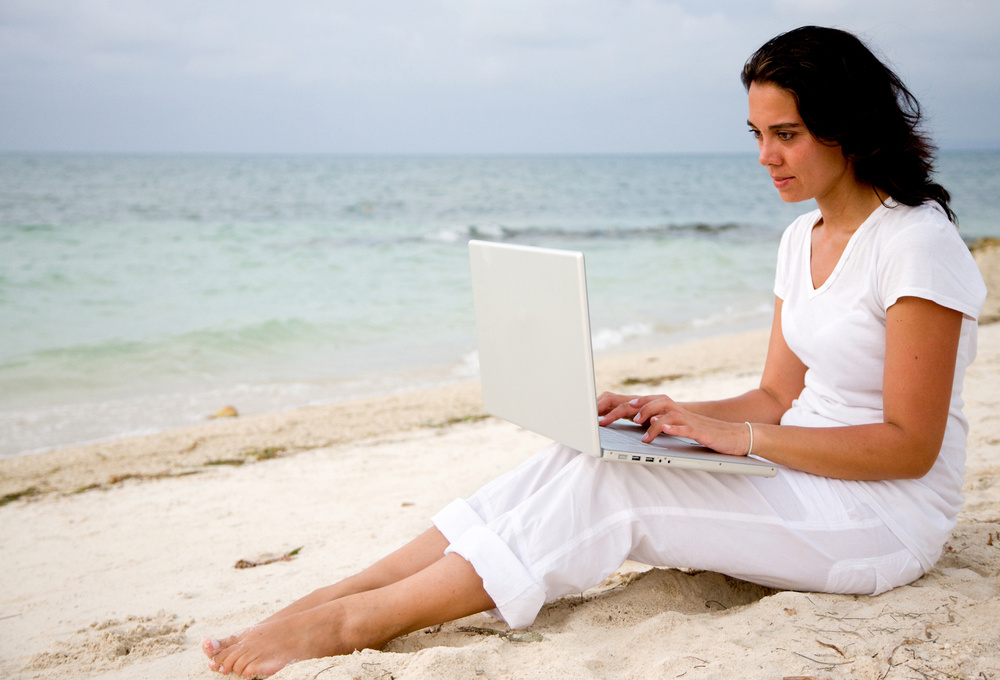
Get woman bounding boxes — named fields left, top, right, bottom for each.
left=204, top=26, right=987, bottom=678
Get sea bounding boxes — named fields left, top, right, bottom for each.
left=2, top=152, right=997, bottom=459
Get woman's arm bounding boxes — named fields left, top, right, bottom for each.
left=743, top=295, right=963, bottom=479
left=599, top=296, right=964, bottom=481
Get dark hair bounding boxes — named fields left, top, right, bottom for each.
left=741, top=26, right=955, bottom=222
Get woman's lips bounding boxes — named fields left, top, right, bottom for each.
left=772, top=175, right=793, bottom=190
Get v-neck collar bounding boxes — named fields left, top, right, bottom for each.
left=807, top=203, right=889, bottom=296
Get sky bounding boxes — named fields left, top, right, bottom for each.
left=1, top=0, right=998, bottom=155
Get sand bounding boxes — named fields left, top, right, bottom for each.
left=2, top=247, right=999, bottom=680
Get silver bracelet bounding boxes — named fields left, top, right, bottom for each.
left=744, top=421, right=754, bottom=456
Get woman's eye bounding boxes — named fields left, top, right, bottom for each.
left=778, top=132, right=794, bottom=141
left=748, top=128, right=762, bottom=139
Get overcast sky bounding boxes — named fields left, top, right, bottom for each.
left=1, top=0, right=997, bottom=154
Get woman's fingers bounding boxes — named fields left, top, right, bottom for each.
left=631, top=395, right=678, bottom=424
left=640, top=413, right=751, bottom=457
left=596, top=392, right=641, bottom=424
left=599, top=394, right=751, bottom=456
left=641, top=414, right=680, bottom=442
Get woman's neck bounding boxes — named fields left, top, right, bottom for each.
left=815, top=182, right=886, bottom=235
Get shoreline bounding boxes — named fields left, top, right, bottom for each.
left=0, top=326, right=773, bottom=502
left=0, top=305, right=777, bottom=462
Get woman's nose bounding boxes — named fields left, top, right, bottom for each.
left=758, top=139, right=777, bottom=167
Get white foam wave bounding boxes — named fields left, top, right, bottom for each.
left=591, top=322, right=654, bottom=353
left=690, top=303, right=773, bottom=329
left=426, top=227, right=469, bottom=243
left=452, top=350, right=480, bottom=378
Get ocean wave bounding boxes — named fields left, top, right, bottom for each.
left=452, top=322, right=655, bottom=380
left=452, top=350, right=481, bottom=378
left=0, top=318, right=339, bottom=400
left=689, top=303, right=774, bottom=330
left=462, top=223, right=749, bottom=243
left=296, top=221, right=764, bottom=252
left=591, top=322, right=654, bottom=352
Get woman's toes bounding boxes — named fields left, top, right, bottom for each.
left=203, top=638, right=221, bottom=658
left=205, top=634, right=242, bottom=673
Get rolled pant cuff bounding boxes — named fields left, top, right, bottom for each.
left=432, top=499, right=546, bottom=630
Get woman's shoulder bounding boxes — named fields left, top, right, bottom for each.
left=865, top=201, right=976, bottom=267
left=871, top=200, right=957, bottom=240
left=872, top=201, right=986, bottom=317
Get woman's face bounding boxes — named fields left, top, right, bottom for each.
left=747, top=81, right=858, bottom=207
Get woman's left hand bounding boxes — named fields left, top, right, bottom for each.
left=628, top=395, right=753, bottom=457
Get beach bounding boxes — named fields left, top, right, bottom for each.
left=1, top=244, right=999, bottom=680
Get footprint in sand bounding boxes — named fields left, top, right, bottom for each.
left=25, top=611, right=193, bottom=673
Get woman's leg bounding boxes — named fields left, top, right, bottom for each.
left=204, top=527, right=449, bottom=669
left=208, top=551, right=494, bottom=678
left=271, top=528, right=451, bottom=621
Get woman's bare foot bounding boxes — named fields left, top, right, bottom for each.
left=199, top=581, right=368, bottom=676
left=204, top=597, right=374, bottom=678
left=202, top=527, right=452, bottom=668
left=202, top=552, right=494, bottom=678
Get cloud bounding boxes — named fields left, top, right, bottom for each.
left=0, top=0, right=997, bottom=153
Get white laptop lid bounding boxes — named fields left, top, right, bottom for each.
left=469, top=239, right=603, bottom=457
left=468, top=240, right=777, bottom=477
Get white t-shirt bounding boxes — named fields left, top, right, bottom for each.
left=775, top=200, right=987, bottom=570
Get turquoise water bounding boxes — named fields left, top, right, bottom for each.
left=1, top=152, right=997, bottom=457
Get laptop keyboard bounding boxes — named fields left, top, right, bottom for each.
left=599, top=421, right=702, bottom=453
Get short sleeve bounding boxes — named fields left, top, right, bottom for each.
left=876, top=210, right=986, bottom=320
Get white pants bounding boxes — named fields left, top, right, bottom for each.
left=432, top=443, right=924, bottom=630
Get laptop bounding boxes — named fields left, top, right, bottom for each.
left=468, top=240, right=777, bottom=477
